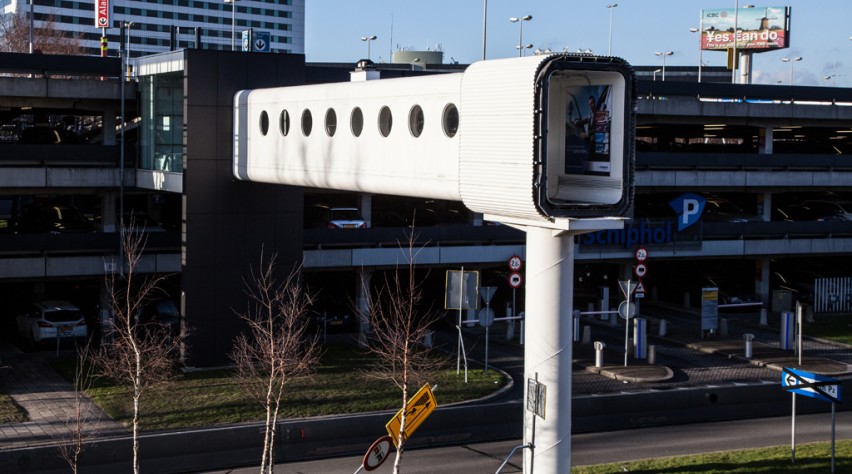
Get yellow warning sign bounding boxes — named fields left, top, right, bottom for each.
left=385, top=383, right=437, bottom=447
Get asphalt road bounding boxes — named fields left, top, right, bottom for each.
left=205, top=410, right=852, bottom=473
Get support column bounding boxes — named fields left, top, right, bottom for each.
left=101, top=192, right=117, bottom=232
left=523, top=226, right=573, bottom=473
left=359, top=193, right=372, bottom=228
left=103, top=108, right=116, bottom=146
left=757, top=257, right=771, bottom=307
left=760, top=127, right=773, bottom=154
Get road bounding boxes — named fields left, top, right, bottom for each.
left=204, top=410, right=852, bottom=473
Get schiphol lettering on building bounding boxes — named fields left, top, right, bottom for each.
left=580, top=220, right=674, bottom=248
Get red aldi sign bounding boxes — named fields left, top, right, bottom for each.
left=95, top=0, right=110, bottom=28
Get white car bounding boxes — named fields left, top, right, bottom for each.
left=16, top=300, right=88, bottom=349
left=325, top=207, right=368, bottom=229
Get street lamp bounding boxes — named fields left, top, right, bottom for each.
left=515, top=44, right=533, bottom=55
left=782, top=56, right=802, bottom=85
left=655, top=51, right=673, bottom=81
left=360, top=35, right=377, bottom=61
left=606, top=4, right=617, bottom=56
left=689, top=27, right=703, bottom=83
left=224, top=0, right=240, bottom=51
left=509, top=15, right=532, bottom=57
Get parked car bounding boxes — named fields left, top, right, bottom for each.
left=325, top=207, right=368, bottom=229
left=136, top=299, right=181, bottom=340
left=18, top=203, right=96, bottom=234
left=16, top=300, right=88, bottom=349
left=797, top=200, right=852, bottom=221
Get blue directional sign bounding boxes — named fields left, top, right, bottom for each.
left=782, top=367, right=841, bottom=403
left=253, top=31, right=271, bottom=53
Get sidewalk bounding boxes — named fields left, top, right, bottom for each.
left=0, top=342, right=126, bottom=450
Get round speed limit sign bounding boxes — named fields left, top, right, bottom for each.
left=508, top=255, right=523, bottom=272
left=508, top=272, right=522, bottom=288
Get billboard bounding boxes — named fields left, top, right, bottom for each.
left=700, top=6, right=790, bottom=51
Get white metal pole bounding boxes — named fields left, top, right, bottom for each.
left=791, top=393, right=796, bottom=463
left=832, top=402, right=836, bottom=473
left=732, top=0, right=739, bottom=84
left=481, top=0, right=487, bottom=61
left=523, top=226, right=573, bottom=473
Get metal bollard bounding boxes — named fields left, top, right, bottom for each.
left=658, top=319, right=668, bottom=337
left=573, top=310, right=581, bottom=342
left=594, top=341, right=605, bottom=368
left=582, top=325, right=592, bottom=344
left=744, top=333, right=754, bottom=358
left=648, top=344, right=656, bottom=365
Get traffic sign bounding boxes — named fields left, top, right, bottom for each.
left=480, top=286, right=496, bottom=305
left=385, top=383, right=437, bottom=446
left=635, top=247, right=648, bottom=262
left=362, top=435, right=393, bottom=471
left=634, top=263, right=648, bottom=278
left=253, top=31, right=271, bottom=52
left=618, top=300, right=637, bottom=319
left=508, top=255, right=523, bottom=272
left=478, top=307, right=495, bottom=328
left=508, top=272, right=522, bottom=288
left=618, top=280, right=637, bottom=298
left=634, top=280, right=646, bottom=299
left=782, top=367, right=841, bottom=403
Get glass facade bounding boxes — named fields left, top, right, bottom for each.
left=140, top=72, right=183, bottom=172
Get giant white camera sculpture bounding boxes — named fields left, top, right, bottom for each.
left=233, top=53, right=636, bottom=473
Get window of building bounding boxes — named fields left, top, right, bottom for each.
left=280, top=110, right=290, bottom=136
left=325, top=108, right=337, bottom=137
left=408, top=105, right=424, bottom=138
left=301, top=109, right=313, bottom=136
left=259, top=111, right=269, bottom=136
left=378, top=106, right=392, bottom=137
left=351, top=107, right=364, bottom=137
left=442, top=103, right=459, bottom=138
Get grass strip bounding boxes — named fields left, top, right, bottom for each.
left=0, top=392, right=28, bottom=424
left=58, top=343, right=504, bottom=431
left=572, top=440, right=852, bottom=473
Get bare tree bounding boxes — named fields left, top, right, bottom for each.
left=230, top=252, right=320, bottom=474
left=93, top=224, right=182, bottom=474
left=57, top=339, right=99, bottom=474
left=0, top=13, right=84, bottom=55
left=361, top=233, right=445, bottom=473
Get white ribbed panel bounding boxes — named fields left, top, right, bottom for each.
left=459, top=55, right=550, bottom=223
left=233, top=74, right=463, bottom=201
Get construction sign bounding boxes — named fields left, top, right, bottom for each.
left=385, top=383, right=437, bottom=447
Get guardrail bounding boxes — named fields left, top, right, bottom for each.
left=637, top=79, right=852, bottom=104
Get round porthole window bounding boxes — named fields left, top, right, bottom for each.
left=279, top=110, right=290, bottom=136
left=301, top=109, right=313, bottom=136
left=325, top=108, right=337, bottom=137
left=259, top=110, right=269, bottom=136
left=351, top=107, right=364, bottom=137
left=442, top=103, right=459, bottom=138
left=408, top=105, right=424, bottom=138
left=378, top=106, right=393, bottom=137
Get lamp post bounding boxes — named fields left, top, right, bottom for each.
left=224, top=0, right=239, bottom=51
left=606, top=4, right=617, bottom=56
left=689, top=27, right=703, bottom=83
left=360, top=35, right=377, bottom=61
left=782, top=56, right=802, bottom=85
left=655, top=51, right=673, bottom=81
left=653, top=69, right=662, bottom=81
left=509, top=15, right=532, bottom=57
left=516, top=44, right=533, bottom=55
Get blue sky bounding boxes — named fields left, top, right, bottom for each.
left=305, top=1, right=851, bottom=86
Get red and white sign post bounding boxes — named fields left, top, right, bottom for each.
left=95, top=0, right=109, bottom=57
